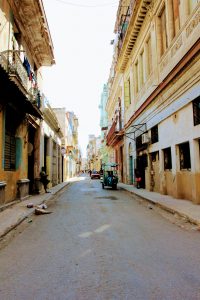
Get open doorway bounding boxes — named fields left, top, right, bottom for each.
left=137, top=154, right=147, bottom=188
left=28, top=125, right=36, bottom=194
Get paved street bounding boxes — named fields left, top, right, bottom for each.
left=0, top=175, right=200, bottom=300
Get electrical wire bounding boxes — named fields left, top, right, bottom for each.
left=54, top=0, right=118, bottom=8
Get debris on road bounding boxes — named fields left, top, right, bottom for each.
left=27, top=203, right=34, bottom=208
left=37, top=203, right=48, bottom=209
left=35, top=208, right=52, bottom=215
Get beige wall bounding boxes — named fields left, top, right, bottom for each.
left=109, top=0, right=200, bottom=203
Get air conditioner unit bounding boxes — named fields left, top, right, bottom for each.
left=142, top=133, right=150, bottom=144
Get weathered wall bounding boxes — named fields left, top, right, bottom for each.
left=0, top=119, right=28, bottom=203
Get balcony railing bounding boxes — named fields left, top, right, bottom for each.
left=106, top=119, right=124, bottom=146
left=0, top=50, right=39, bottom=105
left=117, top=0, right=137, bottom=53
left=107, top=121, right=118, bottom=144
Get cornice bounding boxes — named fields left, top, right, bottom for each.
left=9, top=0, right=55, bottom=67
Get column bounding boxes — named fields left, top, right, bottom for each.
left=180, top=0, right=190, bottom=26
left=166, top=0, right=175, bottom=44
left=190, top=139, right=200, bottom=203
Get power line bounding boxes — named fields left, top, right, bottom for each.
left=54, top=0, right=118, bottom=8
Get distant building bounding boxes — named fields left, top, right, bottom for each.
left=87, top=135, right=101, bottom=171
left=99, top=84, right=109, bottom=165
left=53, top=109, right=80, bottom=180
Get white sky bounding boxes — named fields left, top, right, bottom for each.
left=42, top=0, right=118, bottom=157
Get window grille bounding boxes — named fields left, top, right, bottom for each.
left=151, top=151, right=159, bottom=162
left=193, top=96, right=200, bottom=126
left=163, top=147, right=172, bottom=170
left=4, top=105, right=17, bottom=171
left=4, top=133, right=16, bottom=171
left=179, top=142, right=191, bottom=170
left=151, top=125, right=159, bottom=144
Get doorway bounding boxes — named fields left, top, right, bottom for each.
left=137, top=154, right=147, bottom=188
left=129, top=156, right=133, bottom=184
left=28, top=125, right=36, bottom=194
left=120, top=146, right=124, bottom=182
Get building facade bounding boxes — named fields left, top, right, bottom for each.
left=106, top=0, right=200, bottom=203
left=0, top=0, right=54, bottom=203
left=99, top=84, right=109, bottom=165
left=40, top=96, right=63, bottom=189
left=53, top=109, right=80, bottom=180
left=87, top=135, right=101, bottom=172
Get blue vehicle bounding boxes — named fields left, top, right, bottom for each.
left=100, top=163, right=118, bottom=190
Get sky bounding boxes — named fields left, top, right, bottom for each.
left=42, top=0, right=118, bottom=157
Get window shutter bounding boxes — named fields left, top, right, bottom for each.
left=124, top=81, right=130, bottom=109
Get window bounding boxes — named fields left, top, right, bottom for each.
left=146, top=36, right=152, bottom=76
left=124, top=78, right=131, bottom=109
left=193, top=96, right=200, bottom=126
left=140, top=49, right=145, bottom=86
left=151, top=125, right=159, bottom=144
left=135, top=60, right=139, bottom=93
left=151, top=151, right=159, bottom=162
left=163, top=147, right=172, bottom=170
left=4, top=106, right=17, bottom=171
left=159, top=6, right=168, bottom=56
left=179, top=142, right=191, bottom=169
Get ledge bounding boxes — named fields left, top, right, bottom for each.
left=17, top=179, right=30, bottom=184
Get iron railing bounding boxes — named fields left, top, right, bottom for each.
left=0, top=50, right=39, bottom=105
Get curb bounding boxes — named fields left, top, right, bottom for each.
left=0, top=182, right=70, bottom=240
left=120, top=187, right=200, bottom=226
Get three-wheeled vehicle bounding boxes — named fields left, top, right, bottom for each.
left=100, top=162, right=118, bottom=190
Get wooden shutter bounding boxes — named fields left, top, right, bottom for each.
left=124, top=80, right=130, bottom=109
left=5, top=133, right=16, bottom=170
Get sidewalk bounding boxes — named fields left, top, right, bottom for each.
left=118, top=182, right=200, bottom=226
left=0, top=181, right=70, bottom=239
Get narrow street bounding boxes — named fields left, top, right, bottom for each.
left=0, top=175, right=200, bottom=300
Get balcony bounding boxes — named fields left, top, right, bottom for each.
left=0, top=51, right=40, bottom=106
left=0, top=51, right=42, bottom=119
left=116, top=0, right=152, bottom=71
left=117, top=5, right=131, bottom=53
left=106, top=120, right=124, bottom=147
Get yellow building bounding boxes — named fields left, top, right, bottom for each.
left=87, top=135, right=101, bottom=171
left=107, top=0, right=200, bottom=203
left=0, top=0, right=54, bottom=203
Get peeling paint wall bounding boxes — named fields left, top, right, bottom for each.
left=0, top=118, right=28, bottom=203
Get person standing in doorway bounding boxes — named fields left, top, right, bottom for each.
left=135, top=169, right=141, bottom=189
left=40, top=167, right=50, bottom=193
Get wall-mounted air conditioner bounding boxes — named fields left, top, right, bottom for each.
left=142, top=133, right=150, bottom=144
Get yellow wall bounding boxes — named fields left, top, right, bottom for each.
left=0, top=116, right=28, bottom=203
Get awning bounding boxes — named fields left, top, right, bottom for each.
left=125, top=123, right=147, bottom=141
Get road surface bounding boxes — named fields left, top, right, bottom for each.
left=0, top=175, right=200, bottom=300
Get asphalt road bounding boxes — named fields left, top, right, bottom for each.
left=0, top=175, right=200, bottom=300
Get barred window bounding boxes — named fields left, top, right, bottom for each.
left=151, top=125, right=159, bottom=144
left=4, top=105, right=17, bottom=171
left=163, top=147, right=172, bottom=170
left=150, top=151, right=159, bottom=162
left=193, top=96, right=200, bottom=126
left=179, top=142, right=191, bottom=170
left=5, top=134, right=16, bottom=170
